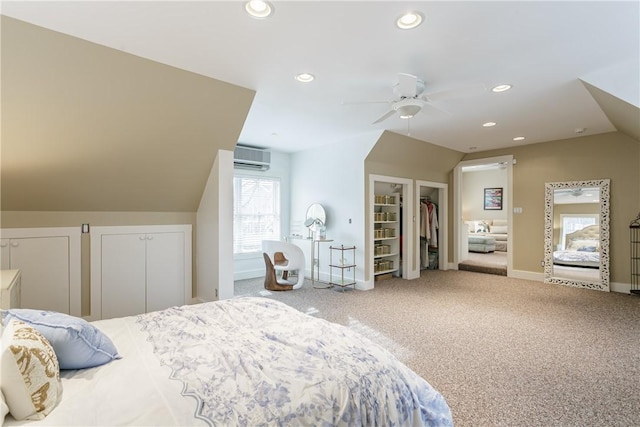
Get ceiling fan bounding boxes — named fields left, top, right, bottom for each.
left=351, top=73, right=486, bottom=124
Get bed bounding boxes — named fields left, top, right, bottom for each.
left=1, top=297, right=452, bottom=426
left=552, top=224, right=600, bottom=268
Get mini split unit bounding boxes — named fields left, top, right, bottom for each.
left=233, top=145, right=271, bottom=171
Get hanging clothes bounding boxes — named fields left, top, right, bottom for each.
left=427, top=201, right=438, bottom=248
left=420, top=201, right=430, bottom=240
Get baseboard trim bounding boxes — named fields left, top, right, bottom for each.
left=510, top=270, right=544, bottom=282
left=610, top=281, right=631, bottom=294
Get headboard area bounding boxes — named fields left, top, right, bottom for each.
left=565, top=224, right=600, bottom=251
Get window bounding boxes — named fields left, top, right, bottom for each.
left=560, top=214, right=598, bottom=249
left=233, top=175, right=281, bottom=254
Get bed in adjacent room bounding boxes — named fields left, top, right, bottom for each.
left=1, top=297, right=452, bottom=426
left=552, top=224, right=600, bottom=268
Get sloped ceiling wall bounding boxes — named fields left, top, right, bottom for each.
left=581, top=80, right=640, bottom=142
left=1, top=16, right=255, bottom=212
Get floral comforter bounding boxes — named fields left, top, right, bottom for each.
left=137, top=297, right=452, bottom=426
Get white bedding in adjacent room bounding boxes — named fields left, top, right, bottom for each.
left=553, top=249, right=600, bottom=268
left=4, top=298, right=452, bottom=426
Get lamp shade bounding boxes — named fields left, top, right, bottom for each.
left=397, top=104, right=421, bottom=119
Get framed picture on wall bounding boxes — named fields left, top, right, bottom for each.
left=484, top=187, right=503, bottom=210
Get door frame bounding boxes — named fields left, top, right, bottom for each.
left=453, top=155, right=514, bottom=275
left=415, top=180, right=448, bottom=274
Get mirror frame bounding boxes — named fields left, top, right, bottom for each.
left=544, top=179, right=610, bottom=291
left=305, top=203, right=326, bottom=231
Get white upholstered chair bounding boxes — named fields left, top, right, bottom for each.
left=262, top=240, right=305, bottom=290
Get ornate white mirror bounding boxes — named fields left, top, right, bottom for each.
left=544, top=179, right=610, bottom=291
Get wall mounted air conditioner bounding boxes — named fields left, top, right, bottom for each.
left=233, top=145, right=271, bottom=171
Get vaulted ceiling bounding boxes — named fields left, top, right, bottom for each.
left=2, top=1, right=638, bottom=155
left=1, top=2, right=638, bottom=212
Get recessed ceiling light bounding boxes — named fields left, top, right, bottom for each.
left=492, top=84, right=512, bottom=93
left=513, top=136, right=525, bottom=141
left=295, top=73, right=315, bottom=83
left=396, top=11, right=424, bottom=29
left=482, top=122, right=497, bottom=127
left=245, top=1, right=273, bottom=18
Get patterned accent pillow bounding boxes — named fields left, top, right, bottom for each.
left=1, top=319, right=62, bottom=420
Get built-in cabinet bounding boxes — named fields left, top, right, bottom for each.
left=373, top=191, right=400, bottom=278
left=0, top=227, right=81, bottom=316
left=90, top=225, right=192, bottom=320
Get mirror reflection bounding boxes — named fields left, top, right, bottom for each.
left=544, top=180, right=610, bottom=291
left=304, top=203, right=326, bottom=239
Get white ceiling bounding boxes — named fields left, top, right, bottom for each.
left=3, top=1, right=638, bottom=154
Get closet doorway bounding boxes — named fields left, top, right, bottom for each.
left=415, top=181, right=447, bottom=274
left=453, top=156, right=513, bottom=276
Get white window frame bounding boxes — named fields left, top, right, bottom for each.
left=233, top=174, right=281, bottom=256
left=559, top=213, right=598, bottom=250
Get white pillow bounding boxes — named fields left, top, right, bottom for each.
left=492, top=219, right=508, bottom=227
left=1, top=319, right=62, bottom=420
left=465, top=221, right=475, bottom=233
left=490, top=225, right=508, bottom=234
left=0, top=386, right=8, bottom=426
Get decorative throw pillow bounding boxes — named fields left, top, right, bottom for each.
left=567, top=239, right=600, bottom=252
left=2, top=309, right=120, bottom=370
left=1, top=319, right=62, bottom=420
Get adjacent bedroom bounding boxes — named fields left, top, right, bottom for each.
left=458, top=163, right=509, bottom=276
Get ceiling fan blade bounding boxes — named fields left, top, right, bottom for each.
left=341, top=100, right=389, bottom=106
left=397, top=73, right=418, bottom=98
left=372, top=109, right=397, bottom=124
left=420, top=102, right=450, bottom=117
left=423, top=83, right=486, bottom=102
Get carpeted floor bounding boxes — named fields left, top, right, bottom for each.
left=235, top=270, right=640, bottom=427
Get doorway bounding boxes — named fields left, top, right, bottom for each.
left=453, top=156, right=513, bottom=276
left=415, top=180, right=447, bottom=275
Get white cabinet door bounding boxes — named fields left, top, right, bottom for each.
left=8, top=236, right=70, bottom=313
left=0, top=239, right=10, bottom=270
left=146, top=232, right=185, bottom=313
left=90, top=225, right=192, bottom=320
left=101, top=233, right=146, bottom=319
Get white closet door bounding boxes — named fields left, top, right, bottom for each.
left=101, top=234, right=146, bottom=319
left=9, top=236, right=70, bottom=313
left=145, top=232, right=185, bottom=313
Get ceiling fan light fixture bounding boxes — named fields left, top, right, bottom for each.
left=396, top=11, right=424, bottom=29
left=245, top=0, right=273, bottom=18
left=397, top=104, right=421, bottom=119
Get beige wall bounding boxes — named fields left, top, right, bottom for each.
left=1, top=16, right=253, bottom=212
left=365, top=131, right=465, bottom=271
left=463, top=131, right=639, bottom=284
left=462, top=168, right=508, bottom=221
left=0, top=211, right=196, bottom=316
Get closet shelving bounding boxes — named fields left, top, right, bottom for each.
left=373, top=193, right=399, bottom=277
